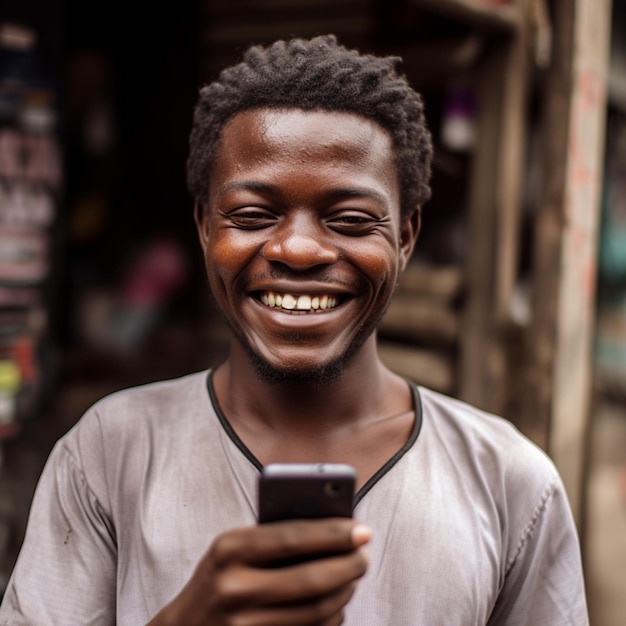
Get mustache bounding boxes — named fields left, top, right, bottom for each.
left=244, top=269, right=364, bottom=290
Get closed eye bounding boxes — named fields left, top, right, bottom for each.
left=227, top=208, right=277, bottom=229
left=327, top=212, right=381, bottom=235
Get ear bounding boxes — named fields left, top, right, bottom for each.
left=399, top=208, right=421, bottom=271
left=194, top=200, right=210, bottom=250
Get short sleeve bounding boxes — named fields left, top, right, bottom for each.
left=0, top=439, right=117, bottom=625
left=487, top=475, right=589, bottom=626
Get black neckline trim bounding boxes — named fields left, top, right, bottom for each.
left=205, top=370, right=423, bottom=505
left=206, top=370, right=264, bottom=472
left=353, top=381, right=422, bottom=505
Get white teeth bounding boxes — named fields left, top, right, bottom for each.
left=259, top=291, right=340, bottom=312
left=296, top=295, right=311, bottom=310
left=282, top=294, right=296, bottom=310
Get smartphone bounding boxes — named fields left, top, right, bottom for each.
left=257, top=463, right=356, bottom=523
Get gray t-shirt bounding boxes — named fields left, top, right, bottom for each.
left=0, top=370, right=588, bottom=625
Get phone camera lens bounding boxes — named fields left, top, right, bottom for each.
left=325, top=481, right=341, bottom=497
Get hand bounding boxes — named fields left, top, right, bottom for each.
left=147, top=518, right=371, bottom=626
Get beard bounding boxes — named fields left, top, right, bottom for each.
left=232, top=306, right=385, bottom=386
left=245, top=346, right=345, bottom=385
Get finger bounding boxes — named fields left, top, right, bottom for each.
left=211, top=519, right=370, bottom=568
left=217, top=547, right=368, bottom=607
left=224, top=582, right=357, bottom=626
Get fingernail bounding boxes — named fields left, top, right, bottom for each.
left=351, top=523, right=372, bottom=545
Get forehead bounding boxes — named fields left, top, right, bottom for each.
left=227, top=107, right=392, bottom=147
left=212, top=108, right=399, bottom=193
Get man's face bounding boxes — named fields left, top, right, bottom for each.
left=196, top=108, right=418, bottom=382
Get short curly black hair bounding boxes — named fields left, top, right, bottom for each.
left=187, top=34, right=432, bottom=220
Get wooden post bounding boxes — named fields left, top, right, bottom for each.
left=522, top=0, right=611, bottom=527
left=460, top=12, right=528, bottom=415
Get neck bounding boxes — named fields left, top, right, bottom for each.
left=212, top=336, right=401, bottom=434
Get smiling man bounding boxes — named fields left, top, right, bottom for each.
left=0, top=35, right=588, bottom=625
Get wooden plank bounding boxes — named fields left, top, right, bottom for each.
left=379, top=296, right=460, bottom=344
left=518, top=1, right=573, bottom=454
left=413, top=0, right=522, bottom=34
left=397, top=263, right=463, bottom=302
left=458, top=43, right=505, bottom=412
left=458, top=13, right=529, bottom=416
left=492, top=21, right=528, bottom=327
left=550, top=0, right=610, bottom=526
left=521, top=0, right=611, bottom=528
left=378, top=341, right=455, bottom=392
left=204, top=0, right=367, bottom=13
left=203, top=15, right=373, bottom=46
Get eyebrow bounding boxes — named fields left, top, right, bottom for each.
left=325, top=187, right=389, bottom=205
left=216, top=180, right=390, bottom=205
left=216, top=181, right=275, bottom=199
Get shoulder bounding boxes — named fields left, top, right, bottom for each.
left=415, top=387, right=580, bottom=578
left=54, top=370, right=213, bottom=499
left=418, top=386, right=555, bottom=466
left=416, top=386, right=561, bottom=501
left=70, top=369, right=211, bottom=437
left=62, top=368, right=212, bottom=450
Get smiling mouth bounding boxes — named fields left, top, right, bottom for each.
left=257, top=290, right=343, bottom=313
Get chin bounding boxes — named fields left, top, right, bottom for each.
left=248, top=350, right=346, bottom=386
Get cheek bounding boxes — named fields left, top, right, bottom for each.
left=204, top=232, right=267, bottom=305
left=201, top=236, right=238, bottom=303
left=207, top=237, right=236, bottom=276
left=205, top=232, right=257, bottom=278
left=357, top=241, right=401, bottom=290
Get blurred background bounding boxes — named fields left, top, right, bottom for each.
left=0, top=0, right=624, bottom=623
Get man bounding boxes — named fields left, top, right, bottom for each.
left=0, top=35, right=588, bottom=624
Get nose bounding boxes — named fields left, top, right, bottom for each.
left=262, top=214, right=339, bottom=270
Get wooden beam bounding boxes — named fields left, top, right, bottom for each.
left=203, top=15, right=373, bottom=46
left=521, top=0, right=611, bottom=527
left=413, top=0, right=522, bottom=34
left=458, top=46, right=504, bottom=411
left=549, top=0, right=611, bottom=526
left=459, top=20, right=528, bottom=415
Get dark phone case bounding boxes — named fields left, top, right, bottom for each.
left=257, top=463, right=356, bottom=523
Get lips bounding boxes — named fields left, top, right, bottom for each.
left=258, top=290, right=341, bottom=312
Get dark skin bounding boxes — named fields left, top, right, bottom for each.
left=149, top=109, right=421, bottom=625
